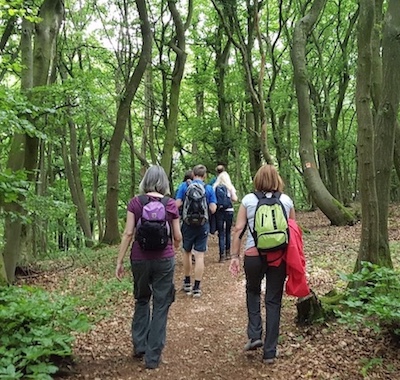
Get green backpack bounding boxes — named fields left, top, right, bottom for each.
left=250, top=191, right=289, bottom=254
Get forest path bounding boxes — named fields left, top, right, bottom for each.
left=55, top=211, right=399, bottom=380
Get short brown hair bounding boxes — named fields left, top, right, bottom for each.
left=193, top=164, right=207, bottom=178
left=253, top=164, right=284, bottom=193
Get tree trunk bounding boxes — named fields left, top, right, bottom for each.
left=393, top=121, right=400, bottom=182
left=160, top=0, right=193, bottom=176
left=354, top=0, right=379, bottom=270
left=86, top=124, right=105, bottom=242
left=214, top=27, right=231, bottom=165
left=2, top=0, right=64, bottom=283
left=296, top=291, right=325, bottom=326
left=102, top=0, right=152, bottom=245
left=61, top=120, right=94, bottom=247
left=291, top=0, right=355, bottom=226
left=368, top=0, right=400, bottom=268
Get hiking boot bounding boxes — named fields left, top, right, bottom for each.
left=182, top=282, right=192, bottom=295
left=243, top=338, right=263, bottom=351
left=219, top=254, right=226, bottom=263
left=225, top=252, right=231, bottom=260
left=133, top=350, right=144, bottom=360
left=262, top=348, right=279, bottom=364
left=262, top=357, right=275, bottom=365
left=192, top=288, right=202, bottom=298
left=145, top=361, right=159, bottom=369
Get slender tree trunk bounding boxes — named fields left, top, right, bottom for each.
left=354, top=0, right=379, bottom=270
left=61, top=120, right=94, bottom=247
left=102, top=0, right=152, bottom=245
left=160, top=0, right=193, bottom=176
left=291, top=0, right=355, bottom=226
left=371, top=0, right=400, bottom=267
left=214, top=28, right=231, bottom=165
left=86, top=124, right=104, bottom=242
left=2, top=1, right=64, bottom=283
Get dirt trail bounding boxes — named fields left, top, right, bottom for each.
left=60, top=211, right=399, bottom=380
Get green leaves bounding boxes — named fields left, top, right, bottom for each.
left=0, top=285, right=90, bottom=379
left=0, top=169, right=28, bottom=204
left=336, top=262, right=400, bottom=337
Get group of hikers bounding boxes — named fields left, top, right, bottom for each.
left=115, top=163, right=311, bottom=370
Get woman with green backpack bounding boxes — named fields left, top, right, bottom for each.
left=229, top=164, right=295, bottom=364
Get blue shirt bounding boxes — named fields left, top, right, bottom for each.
left=175, top=179, right=217, bottom=205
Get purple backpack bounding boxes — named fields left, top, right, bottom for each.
left=135, top=196, right=170, bottom=251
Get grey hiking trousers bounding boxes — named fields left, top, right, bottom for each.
left=130, top=257, right=176, bottom=367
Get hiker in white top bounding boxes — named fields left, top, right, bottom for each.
left=213, top=171, right=238, bottom=262
left=229, top=164, right=295, bottom=364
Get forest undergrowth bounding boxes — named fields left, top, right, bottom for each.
left=20, top=208, right=400, bottom=380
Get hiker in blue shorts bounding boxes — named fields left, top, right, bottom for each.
left=175, top=164, right=217, bottom=297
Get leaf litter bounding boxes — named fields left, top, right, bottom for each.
left=20, top=208, right=400, bottom=380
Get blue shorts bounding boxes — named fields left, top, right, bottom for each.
left=181, top=223, right=209, bottom=253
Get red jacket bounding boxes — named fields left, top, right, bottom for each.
left=284, top=219, right=310, bottom=297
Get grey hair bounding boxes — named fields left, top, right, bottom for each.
left=138, top=165, right=171, bottom=195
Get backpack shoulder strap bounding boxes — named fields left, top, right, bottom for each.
left=272, top=191, right=282, bottom=199
left=138, top=194, right=149, bottom=206
left=272, top=191, right=288, bottom=219
left=160, top=196, right=172, bottom=237
left=253, top=191, right=264, bottom=200
left=160, top=196, right=169, bottom=207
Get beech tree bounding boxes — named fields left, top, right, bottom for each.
left=291, top=0, right=356, bottom=226
left=355, top=0, right=400, bottom=270
left=102, top=0, right=152, bottom=245
left=1, top=0, right=64, bottom=283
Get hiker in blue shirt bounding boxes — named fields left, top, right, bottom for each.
left=175, top=164, right=217, bottom=297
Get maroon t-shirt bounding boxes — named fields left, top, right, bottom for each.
left=128, top=195, right=179, bottom=260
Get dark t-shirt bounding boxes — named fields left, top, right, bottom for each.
left=128, top=195, right=179, bottom=260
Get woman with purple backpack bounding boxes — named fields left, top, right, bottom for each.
left=115, top=165, right=182, bottom=370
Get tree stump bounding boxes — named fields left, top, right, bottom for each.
left=296, top=289, right=325, bottom=325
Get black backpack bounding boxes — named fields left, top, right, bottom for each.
left=215, top=185, right=233, bottom=210
left=135, top=195, right=170, bottom=251
left=182, top=182, right=208, bottom=226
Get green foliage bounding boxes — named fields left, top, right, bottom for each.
left=0, top=87, right=47, bottom=139
left=0, top=285, right=90, bottom=379
left=0, top=169, right=28, bottom=204
left=359, top=357, right=383, bottom=378
left=0, top=1, right=40, bottom=22
left=336, top=262, right=400, bottom=338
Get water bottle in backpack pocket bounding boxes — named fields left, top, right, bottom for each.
left=182, top=182, right=208, bottom=226
left=135, top=195, right=170, bottom=251
left=250, top=191, right=289, bottom=253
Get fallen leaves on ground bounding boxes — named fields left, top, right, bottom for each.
left=22, top=208, right=400, bottom=380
